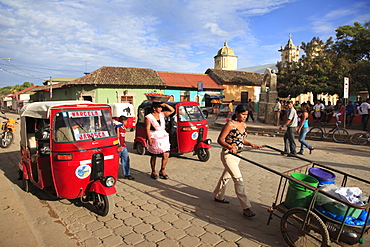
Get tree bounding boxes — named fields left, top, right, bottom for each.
left=0, top=82, right=35, bottom=97
left=333, top=21, right=370, bottom=94
left=276, top=37, right=350, bottom=99
left=333, top=21, right=370, bottom=62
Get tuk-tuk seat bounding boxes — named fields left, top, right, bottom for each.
left=27, top=134, right=37, bottom=163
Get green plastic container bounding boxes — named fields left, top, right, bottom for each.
left=285, top=173, right=319, bottom=209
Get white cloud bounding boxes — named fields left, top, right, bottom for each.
left=0, top=0, right=368, bottom=86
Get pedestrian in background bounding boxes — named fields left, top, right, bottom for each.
left=279, top=100, right=298, bottom=156
left=226, top=100, right=234, bottom=122
left=359, top=98, right=370, bottom=131
left=213, top=104, right=263, bottom=218
left=117, top=116, right=135, bottom=180
left=274, top=98, right=281, bottom=126
left=246, top=99, right=255, bottom=122
left=296, top=103, right=314, bottom=155
left=345, top=100, right=355, bottom=126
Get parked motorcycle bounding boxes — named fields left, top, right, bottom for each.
left=0, top=111, right=19, bottom=148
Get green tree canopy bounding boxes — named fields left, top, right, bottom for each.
left=0, top=82, right=35, bottom=96
left=277, top=21, right=369, bottom=99
left=333, top=21, right=370, bottom=94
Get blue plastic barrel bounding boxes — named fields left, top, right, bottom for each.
left=309, top=167, right=336, bottom=185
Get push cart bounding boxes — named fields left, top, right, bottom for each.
left=232, top=145, right=370, bottom=247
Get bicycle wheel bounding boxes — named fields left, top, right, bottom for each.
left=281, top=207, right=330, bottom=247
left=308, top=127, right=323, bottom=141
left=333, top=129, right=349, bottom=143
left=350, top=133, right=368, bottom=145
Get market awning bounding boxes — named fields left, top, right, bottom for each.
left=211, top=99, right=222, bottom=103
left=205, top=93, right=225, bottom=99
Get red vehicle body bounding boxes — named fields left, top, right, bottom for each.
left=134, top=101, right=212, bottom=162
left=18, top=101, right=120, bottom=216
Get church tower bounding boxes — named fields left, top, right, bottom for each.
left=278, top=34, right=301, bottom=64
left=214, top=41, right=238, bottom=70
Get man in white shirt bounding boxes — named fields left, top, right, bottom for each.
left=279, top=101, right=298, bottom=156
left=312, top=100, right=325, bottom=122
left=359, top=98, right=370, bottom=131
left=274, top=98, right=281, bottom=126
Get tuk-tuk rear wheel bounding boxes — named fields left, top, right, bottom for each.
left=20, top=171, right=32, bottom=193
left=93, top=193, right=114, bottom=216
left=136, top=142, right=146, bottom=155
left=197, top=148, right=210, bottom=162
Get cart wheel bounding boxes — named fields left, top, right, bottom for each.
left=281, top=207, right=330, bottom=247
left=197, top=148, right=210, bottom=162
left=0, top=131, right=13, bottom=148
left=93, top=193, right=114, bottom=216
left=308, top=128, right=323, bottom=141
left=136, top=142, right=146, bottom=155
left=332, top=129, right=349, bottom=143
left=350, top=133, right=368, bottom=145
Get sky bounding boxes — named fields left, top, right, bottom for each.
left=0, top=0, right=369, bottom=87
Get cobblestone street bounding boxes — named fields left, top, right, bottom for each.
left=1, top=115, right=369, bottom=246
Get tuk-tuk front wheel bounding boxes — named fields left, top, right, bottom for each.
left=197, top=148, right=210, bottom=162
left=93, top=193, right=114, bottom=216
left=136, top=142, right=146, bottom=155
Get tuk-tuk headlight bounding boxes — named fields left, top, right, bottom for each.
left=103, top=176, right=115, bottom=187
left=204, top=139, right=212, bottom=145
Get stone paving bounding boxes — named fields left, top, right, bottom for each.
left=1, top=113, right=369, bottom=247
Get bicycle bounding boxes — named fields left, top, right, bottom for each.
left=350, top=130, right=370, bottom=145
left=308, top=121, right=349, bottom=143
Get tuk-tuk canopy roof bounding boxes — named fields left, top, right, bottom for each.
left=108, top=103, right=135, bottom=117
left=20, top=101, right=104, bottom=119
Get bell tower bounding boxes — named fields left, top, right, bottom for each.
left=278, top=34, right=301, bottom=64
left=214, top=41, right=238, bottom=70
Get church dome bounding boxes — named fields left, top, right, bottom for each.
left=217, top=41, right=235, bottom=56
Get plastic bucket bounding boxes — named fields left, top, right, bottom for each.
left=285, top=173, right=319, bottom=209
left=309, top=167, right=336, bottom=185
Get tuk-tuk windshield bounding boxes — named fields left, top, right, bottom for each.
left=54, top=109, right=116, bottom=142
left=178, top=105, right=206, bottom=122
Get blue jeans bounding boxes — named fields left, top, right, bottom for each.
left=298, top=127, right=313, bottom=153
left=120, top=147, right=130, bottom=176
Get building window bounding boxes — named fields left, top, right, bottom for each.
left=121, top=96, right=133, bottom=104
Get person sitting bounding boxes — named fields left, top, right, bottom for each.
left=324, top=101, right=334, bottom=123
left=56, top=118, right=86, bottom=142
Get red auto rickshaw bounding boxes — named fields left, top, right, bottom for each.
left=134, top=101, right=212, bottom=162
left=109, top=103, right=136, bottom=131
left=18, top=101, right=120, bottom=216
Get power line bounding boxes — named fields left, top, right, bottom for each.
left=0, top=67, right=47, bottom=80
left=0, top=62, right=83, bottom=73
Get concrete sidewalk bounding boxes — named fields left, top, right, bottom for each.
left=208, top=114, right=362, bottom=138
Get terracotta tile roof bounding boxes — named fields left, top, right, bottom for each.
left=157, top=71, right=224, bottom=90
left=205, top=69, right=262, bottom=86
left=33, top=67, right=166, bottom=91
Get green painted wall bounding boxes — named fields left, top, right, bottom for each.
left=36, top=86, right=165, bottom=108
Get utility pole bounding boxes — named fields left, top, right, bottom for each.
left=49, top=77, right=53, bottom=101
